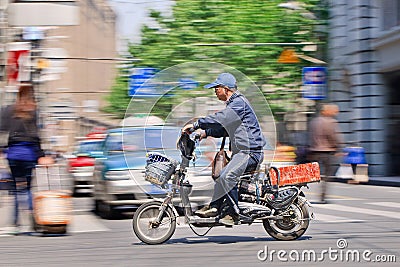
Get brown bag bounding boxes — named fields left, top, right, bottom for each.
left=212, top=136, right=230, bottom=180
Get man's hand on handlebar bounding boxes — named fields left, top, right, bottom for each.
left=182, top=124, right=206, bottom=141
left=198, top=130, right=206, bottom=141
left=192, top=130, right=206, bottom=141
left=182, top=124, right=195, bottom=134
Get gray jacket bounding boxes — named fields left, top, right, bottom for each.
left=194, top=92, right=266, bottom=155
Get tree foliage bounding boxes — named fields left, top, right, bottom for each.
left=103, top=69, right=131, bottom=117
left=106, top=0, right=326, bottom=118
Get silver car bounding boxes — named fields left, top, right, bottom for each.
left=93, top=126, right=214, bottom=219
left=67, top=139, right=104, bottom=195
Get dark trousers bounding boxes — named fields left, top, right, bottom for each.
left=8, top=159, right=36, bottom=226
left=308, top=151, right=335, bottom=201
left=210, top=151, right=262, bottom=215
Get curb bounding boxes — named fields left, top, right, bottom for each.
left=366, top=179, right=400, bottom=187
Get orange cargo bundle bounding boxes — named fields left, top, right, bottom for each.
left=32, top=164, right=73, bottom=234
left=33, top=190, right=72, bottom=225
left=268, top=162, right=320, bottom=187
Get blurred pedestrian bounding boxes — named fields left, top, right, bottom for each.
left=0, top=84, right=47, bottom=232
left=308, top=103, right=343, bottom=204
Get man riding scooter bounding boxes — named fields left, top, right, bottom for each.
left=183, top=72, right=266, bottom=226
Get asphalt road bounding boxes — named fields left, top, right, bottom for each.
left=0, top=182, right=399, bottom=267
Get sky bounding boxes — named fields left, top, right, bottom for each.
left=107, top=0, right=174, bottom=53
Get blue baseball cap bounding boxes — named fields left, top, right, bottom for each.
left=204, top=72, right=237, bottom=89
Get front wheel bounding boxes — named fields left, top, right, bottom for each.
left=132, top=201, right=176, bottom=245
left=263, top=196, right=310, bottom=241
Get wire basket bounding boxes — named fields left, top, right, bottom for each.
left=145, top=153, right=178, bottom=186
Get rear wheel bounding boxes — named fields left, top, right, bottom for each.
left=263, top=197, right=310, bottom=241
left=132, top=201, right=176, bottom=245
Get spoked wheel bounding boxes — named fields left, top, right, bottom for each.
left=263, top=196, right=310, bottom=241
left=132, top=201, right=176, bottom=245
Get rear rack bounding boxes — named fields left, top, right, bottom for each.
left=267, top=162, right=321, bottom=187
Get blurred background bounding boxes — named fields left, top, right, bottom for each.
left=0, top=1, right=399, bottom=266
left=0, top=0, right=399, bottom=181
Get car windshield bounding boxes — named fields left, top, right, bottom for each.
left=105, top=128, right=179, bottom=154
left=78, top=141, right=103, bottom=153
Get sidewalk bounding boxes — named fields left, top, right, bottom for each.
left=332, top=176, right=400, bottom=187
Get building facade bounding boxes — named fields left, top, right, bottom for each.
left=42, top=0, right=117, bottom=120
left=0, top=0, right=119, bottom=152
left=328, top=0, right=400, bottom=176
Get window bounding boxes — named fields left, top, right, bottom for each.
left=383, top=0, right=400, bottom=30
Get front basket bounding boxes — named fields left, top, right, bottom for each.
left=144, top=153, right=178, bottom=186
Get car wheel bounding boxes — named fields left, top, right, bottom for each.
left=99, top=201, right=119, bottom=219
left=94, top=199, right=101, bottom=214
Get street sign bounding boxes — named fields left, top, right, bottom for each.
left=179, top=77, right=198, bottom=90
left=302, top=67, right=327, bottom=100
left=128, top=68, right=200, bottom=97
left=7, top=42, right=31, bottom=83
left=128, top=67, right=158, bottom=97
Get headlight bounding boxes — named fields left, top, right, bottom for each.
left=104, top=170, right=131, bottom=180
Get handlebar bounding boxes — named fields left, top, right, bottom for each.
left=192, top=133, right=201, bottom=141
left=181, top=127, right=201, bottom=141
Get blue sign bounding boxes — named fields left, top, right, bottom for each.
left=302, top=67, right=327, bottom=100
left=128, top=68, right=158, bottom=97
left=129, top=68, right=200, bottom=97
left=179, top=77, right=199, bottom=90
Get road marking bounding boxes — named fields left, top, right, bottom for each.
left=314, top=213, right=364, bottom=223
left=313, top=203, right=400, bottom=220
left=306, top=192, right=364, bottom=200
left=69, top=214, right=110, bottom=233
left=367, top=202, right=400, bottom=209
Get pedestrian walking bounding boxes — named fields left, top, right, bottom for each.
left=308, top=103, right=343, bottom=203
left=0, top=84, right=47, bottom=232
